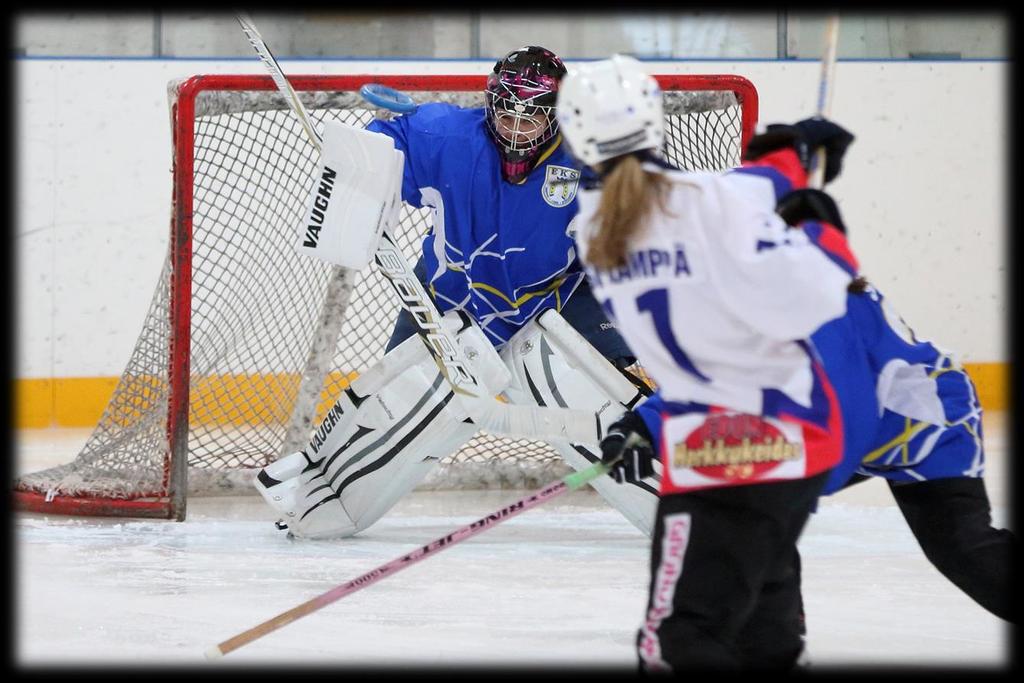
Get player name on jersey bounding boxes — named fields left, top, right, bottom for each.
left=585, top=243, right=692, bottom=286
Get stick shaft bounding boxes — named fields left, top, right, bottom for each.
left=232, top=11, right=480, bottom=401
left=815, top=15, right=840, bottom=117
left=809, top=14, right=840, bottom=189
left=235, top=12, right=322, bottom=150
left=209, top=459, right=612, bottom=657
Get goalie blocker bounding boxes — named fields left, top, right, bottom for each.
left=297, top=118, right=404, bottom=270
left=255, top=309, right=660, bottom=539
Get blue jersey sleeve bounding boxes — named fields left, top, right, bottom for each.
left=366, top=103, right=467, bottom=208
left=814, top=284, right=978, bottom=496
left=635, top=391, right=667, bottom=450
left=860, top=287, right=945, bottom=369
left=812, top=293, right=884, bottom=494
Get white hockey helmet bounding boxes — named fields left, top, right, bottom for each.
left=556, top=54, right=664, bottom=167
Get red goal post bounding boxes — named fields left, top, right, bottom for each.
left=14, top=73, right=758, bottom=520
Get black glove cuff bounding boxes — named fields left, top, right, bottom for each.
left=608, top=409, right=654, bottom=445
left=777, top=188, right=847, bottom=234
left=742, top=125, right=806, bottom=164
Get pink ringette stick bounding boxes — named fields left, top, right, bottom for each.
left=205, top=458, right=616, bottom=659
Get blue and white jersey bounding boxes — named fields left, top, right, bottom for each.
left=575, top=152, right=857, bottom=419
left=813, top=284, right=985, bottom=495
left=367, top=103, right=585, bottom=348
left=576, top=150, right=858, bottom=492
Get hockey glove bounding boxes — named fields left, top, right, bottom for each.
left=599, top=410, right=656, bottom=484
left=743, top=117, right=855, bottom=184
left=777, top=188, right=848, bottom=234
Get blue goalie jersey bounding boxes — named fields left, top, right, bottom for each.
left=366, top=103, right=585, bottom=348
left=811, top=284, right=985, bottom=495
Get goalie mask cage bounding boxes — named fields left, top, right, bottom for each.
left=15, top=73, right=758, bottom=521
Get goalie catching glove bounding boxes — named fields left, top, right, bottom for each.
left=599, top=410, right=657, bottom=484
left=743, top=117, right=855, bottom=185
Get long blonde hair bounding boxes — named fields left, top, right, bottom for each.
left=586, top=154, right=672, bottom=270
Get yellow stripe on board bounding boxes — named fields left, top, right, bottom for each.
left=14, top=378, right=56, bottom=429
left=13, top=362, right=1008, bottom=429
left=963, top=362, right=1008, bottom=413
left=14, top=371, right=360, bottom=429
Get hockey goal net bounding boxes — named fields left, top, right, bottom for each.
left=14, top=73, right=758, bottom=520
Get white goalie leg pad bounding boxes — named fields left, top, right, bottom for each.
left=446, top=310, right=512, bottom=397
left=254, top=450, right=310, bottom=516
left=253, top=330, right=437, bottom=517
left=256, top=325, right=479, bottom=540
left=500, top=309, right=661, bottom=536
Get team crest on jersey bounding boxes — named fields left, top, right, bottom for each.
left=541, top=165, right=580, bottom=208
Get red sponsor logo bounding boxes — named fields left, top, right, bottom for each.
left=675, top=413, right=800, bottom=482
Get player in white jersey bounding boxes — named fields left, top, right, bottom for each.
left=557, top=55, right=858, bottom=670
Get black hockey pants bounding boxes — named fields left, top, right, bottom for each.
left=638, top=472, right=828, bottom=672
left=798, top=475, right=1017, bottom=627
left=890, top=476, right=1017, bottom=623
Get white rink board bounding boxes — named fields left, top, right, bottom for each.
left=15, top=58, right=1007, bottom=380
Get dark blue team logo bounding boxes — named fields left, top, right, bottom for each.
left=541, top=165, right=580, bottom=208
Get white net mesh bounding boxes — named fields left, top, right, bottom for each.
left=15, top=76, right=753, bottom=515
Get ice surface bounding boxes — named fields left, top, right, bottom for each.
left=13, top=414, right=1013, bottom=671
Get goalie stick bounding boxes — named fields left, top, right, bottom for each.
left=204, top=448, right=628, bottom=659
left=234, top=12, right=605, bottom=445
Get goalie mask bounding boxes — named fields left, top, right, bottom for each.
left=485, top=45, right=567, bottom=184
